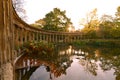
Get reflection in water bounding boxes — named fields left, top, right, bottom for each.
left=15, top=45, right=120, bottom=80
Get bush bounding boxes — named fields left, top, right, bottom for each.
left=19, top=41, right=54, bottom=55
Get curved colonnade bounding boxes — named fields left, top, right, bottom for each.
left=0, top=0, right=82, bottom=69
left=0, top=0, right=83, bottom=80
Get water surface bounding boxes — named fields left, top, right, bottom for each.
left=15, top=45, right=120, bottom=80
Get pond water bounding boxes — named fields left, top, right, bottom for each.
left=15, top=45, right=120, bottom=80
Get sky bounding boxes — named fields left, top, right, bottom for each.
left=24, top=0, right=120, bottom=30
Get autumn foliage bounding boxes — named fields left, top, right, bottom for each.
left=19, top=41, right=54, bottom=55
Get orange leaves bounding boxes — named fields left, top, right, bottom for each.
left=20, top=41, right=54, bottom=55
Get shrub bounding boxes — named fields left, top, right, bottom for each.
left=19, top=41, right=54, bottom=55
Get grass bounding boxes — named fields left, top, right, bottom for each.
left=72, top=39, right=120, bottom=48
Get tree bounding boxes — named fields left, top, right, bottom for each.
left=35, top=8, right=74, bottom=31
left=115, top=6, right=120, bottom=19
left=115, top=6, right=120, bottom=27
left=98, top=14, right=115, bottom=38
left=12, top=0, right=27, bottom=21
left=112, top=6, right=120, bottom=39
left=80, top=8, right=100, bottom=38
left=100, top=14, right=114, bottom=22
left=82, top=8, right=100, bottom=28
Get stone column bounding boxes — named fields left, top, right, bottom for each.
left=0, top=0, right=14, bottom=80
left=24, top=30, right=28, bottom=42
left=0, top=0, right=14, bottom=64
left=36, top=32, right=39, bottom=41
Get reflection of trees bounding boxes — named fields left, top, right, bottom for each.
left=15, top=47, right=73, bottom=80
left=80, top=59, right=98, bottom=76
left=15, top=45, right=120, bottom=80
left=78, top=46, right=120, bottom=80
left=56, top=45, right=99, bottom=76
left=100, top=54, right=120, bottom=80
left=30, top=48, right=72, bottom=78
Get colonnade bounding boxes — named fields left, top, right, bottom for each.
left=14, top=25, right=83, bottom=46
left=0, top=0, right=83, bottom=69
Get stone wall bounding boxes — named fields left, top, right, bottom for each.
left=0, top=63, right=13, bottom=80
